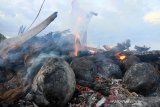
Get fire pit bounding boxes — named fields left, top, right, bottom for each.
left=0, top=1, right=160, bottom=107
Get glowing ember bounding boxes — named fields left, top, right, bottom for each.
left=76, top=84, right=91, bottom=93
left=119, top=55, right=126, bottom=60
left=115, top=52, right=127, bottom=61
left=95, top=76, right=102, bottom=81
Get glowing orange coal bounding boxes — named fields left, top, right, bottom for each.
left=115, top=52, right=127, bottom=61
left=95, top=76, right=102, bottom=81
left=76, top=84, right=91, bottom=93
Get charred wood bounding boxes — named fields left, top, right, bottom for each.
left=122, top=51, right=160, bottom=62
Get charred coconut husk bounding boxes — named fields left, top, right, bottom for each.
left=71, top=56, right=122, bottom=84
left=32, top=57, right=76, bottom=107
left=123, top=63, right=160, bottom=96
left=123, top=55, right=141, bottom=71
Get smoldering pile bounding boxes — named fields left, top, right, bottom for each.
left=0, top=12, right=160, bottom=107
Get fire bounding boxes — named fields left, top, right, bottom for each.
left=73, top=16, right=82, bottom=57
left=74, top=32, right=80, bottom=56
left=115, top=52, right=127, bottom=61
left=119, top=55, right=126, bottom=60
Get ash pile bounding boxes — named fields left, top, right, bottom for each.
left=0, top=10, right=160, bottom=107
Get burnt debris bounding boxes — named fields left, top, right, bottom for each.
left=0, top=12, right=160, bottom=107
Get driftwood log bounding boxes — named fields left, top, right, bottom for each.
left=0, top=12, right=58, bottom=67
left=0, top=12, right=58, bottom=83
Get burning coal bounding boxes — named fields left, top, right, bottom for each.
left=115, top=52, right=127, bottom=61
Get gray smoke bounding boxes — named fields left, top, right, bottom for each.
left=22, top=30, right=75, bottom=84
left=70, top=0, right=97, bottom=46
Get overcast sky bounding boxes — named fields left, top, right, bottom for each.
left=0, top=0, right=160, bottom=49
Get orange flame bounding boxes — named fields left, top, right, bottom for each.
left=115, top=52, right=127, bottom=61
left=73, top=16, right=82, bottom=57
left=74, top=32, right=79, bottom=56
